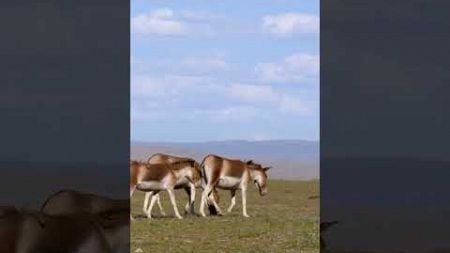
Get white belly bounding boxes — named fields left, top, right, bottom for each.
left=175, top=177, right=190, bottom=187
left=216, top=176, right=241, bottom=189
left=136, top=181, right=164, bottom=191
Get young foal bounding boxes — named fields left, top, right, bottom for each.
left=130, top=160, right=197, bottom=219
left=199, top=154, right=271, bottom=218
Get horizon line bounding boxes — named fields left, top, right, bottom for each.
left=130, top=138, right=320, bottom=144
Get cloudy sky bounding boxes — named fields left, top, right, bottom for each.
left=131, top=0, right=319, bottom=142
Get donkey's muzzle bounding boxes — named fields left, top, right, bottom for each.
left=260, top=190, right=268, bottom=196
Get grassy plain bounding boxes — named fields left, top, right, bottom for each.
left=131, top=180, right=319, bottom=253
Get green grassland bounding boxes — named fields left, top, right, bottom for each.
left=131, top=180, right=319, bottom=253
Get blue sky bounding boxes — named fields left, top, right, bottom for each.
left=131, top=0, right=319, bottom=142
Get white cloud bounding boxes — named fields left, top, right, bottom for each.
left=131, top=9, right=189, bottom=36
left=131, top=74, right=217, bottom=100
left=250, top=133, right=272, bottom=141
left=262, top=13, right=319, bottom=37
left=279, top=95, right=309, bottom=114
left=131, top=8, right=215, bottom=37
left=192, top=106, right=268, bottom=122
left=131, top=74, right=311, bottom=124
left=131, top=72, right=227, bottom=121
left=179, top=57, right=229, bottom=74
left=178, top=10, right=223, bottom=22
left=255, top=53, right=319, bottom=84
left=229, top=83, right=278, bottom=103
left=229, top=83, right=309, bottom=115
left=131, top=55, right=229, bottom=76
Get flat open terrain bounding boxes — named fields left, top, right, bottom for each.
left=131, top=180, right=319, bottom=253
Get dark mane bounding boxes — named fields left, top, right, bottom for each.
left=246, top=160, right=264, bottom=170
left=169, top=158, right=195, bottom=164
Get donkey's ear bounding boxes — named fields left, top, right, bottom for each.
left=263, top=166, right=272, bottom=171
left=246, top=160, right=253, bottom=165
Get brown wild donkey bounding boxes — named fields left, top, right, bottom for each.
left=130, top=159, right=200, bottom=219
left=199, top=154, right=271, bottom=217
left=144, top=153, right=220, bottom=217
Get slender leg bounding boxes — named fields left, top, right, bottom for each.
left=207, top=198, right=218, bottom=215
left=241, top=186, right=250, bottom=218
left=206, top=185, right=223, bottom=215
left=143, top=192, right=152, bottom=215
left=227, top=189, right=236, bottom=213
left=130, top=186, right=136, bottom=220
left=167, top=188, right=183, bottom=219
left=207, top=190, right=220, bottom=215
left=155, top=194, right=166, bottom=217
left=147, top=194, right=160, bottom=219
left=148, top=192, right=162, bottom=218
left=145, top=191, right=154, bottom=219
left=209, top=191, right=223, bottom=215
left=183, top=187, right=191, bottom=214
left=189, top=183, right=196, bottom=214
left=199, top=185, right=212, bottom=217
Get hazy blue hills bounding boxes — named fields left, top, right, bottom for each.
left=131, top=140, right=319, bottom=180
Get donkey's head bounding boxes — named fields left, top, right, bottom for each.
left=246, top=160, right=271, bottom=196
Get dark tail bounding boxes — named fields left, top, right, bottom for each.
left=199, top=158, right=207, bottom=185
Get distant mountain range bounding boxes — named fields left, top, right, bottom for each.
left=131, top=140, right=319, bottom=180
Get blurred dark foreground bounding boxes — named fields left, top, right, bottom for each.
left=0, top=189, right=129, bottom=253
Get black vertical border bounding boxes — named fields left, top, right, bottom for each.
left=321, top=0, right=450, bottom=252
left=0, top=0, right=130, bottom=217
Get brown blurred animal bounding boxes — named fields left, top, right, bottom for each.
left=1, top=207, right=112, bottom=253
left=0, top=206, right=21, bottom=253
left=41, top=189, right=129, bottom=216
left=40, top=190, right=130, bottom=253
